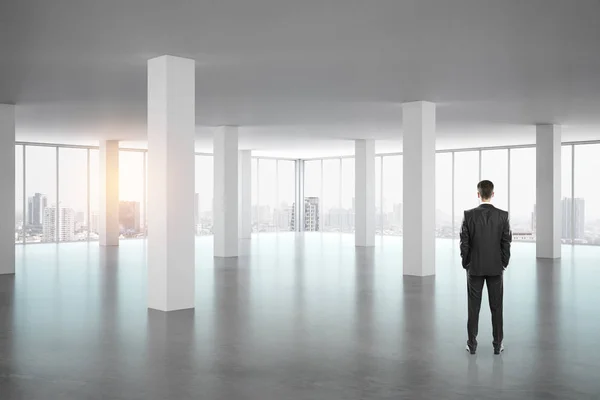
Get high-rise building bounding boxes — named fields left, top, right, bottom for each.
left=290, top=204, right=297, bottom=231
left=27, top=193, right=47, bottom=226
left=290, top=197, right=320, bottom=232
left=61, top=208, right=76, bottom=242
left=43, top=207, right=75, bottom=242
left=305, top=197, right=320, bottom=231
left=119, top=201, right=141, bottom=234
left=42, top=207, right=56, bottom=242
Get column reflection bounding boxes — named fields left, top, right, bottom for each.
left=211, top=257, right=251, bottom=399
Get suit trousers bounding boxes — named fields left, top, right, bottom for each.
left=467, top=273, right=503, bottom=348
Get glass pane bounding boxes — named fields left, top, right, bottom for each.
left=481, top=149, right=508, bottom=211
left=375, top=156, right=382, bottom=235
left=382, top=155, right=403, bottom=236
left=561, top=146, right=573, bottom=244
left=25, top=146, right=57, bottom=243
left=251, top=158, right=258, bottom=232
left=276, top=160, right=295, bottom=232
left=89, top=150, right=99, bottom=241
left=322, top=159, right=341, bottom=232
left=258, top=159, right=276, bottom=232
left=144, top=153, right=147, bottom=235
left=574, top=144, right=600, bottom=245
left=195, top=155, right=214, bottom=236
left=454, top=151, right=480, bottom=237
left=436, top=153, right=453, bottom=238
left=303, top=160, right=321, bottom=232
left=510, top=148, right=536, bottom=242
left=341, top=158, right=355, bottom=233
left=119, top=151, right=144, bottom=238
left=15, top=146, right=24, bottom=243
left=58, top=148, right=88, bottom=241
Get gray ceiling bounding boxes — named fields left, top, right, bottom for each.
left=2, top=0, right=600, bottom=155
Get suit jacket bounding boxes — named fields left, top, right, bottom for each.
left=460, top=203, right=512, bottom=276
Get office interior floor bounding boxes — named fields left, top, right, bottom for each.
left=1, top=233, right=599, bottom=399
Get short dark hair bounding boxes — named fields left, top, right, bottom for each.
left=477, top=180, right=494, bottom=200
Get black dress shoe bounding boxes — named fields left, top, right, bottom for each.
left=494, top=344, right=504, bottom=355
left=466, top=344, right=476, bottom=354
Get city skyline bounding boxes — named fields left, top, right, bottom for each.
left=13, top=144, right=600, bottom=245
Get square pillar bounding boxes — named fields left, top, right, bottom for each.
left=147, top=55, right=196, bottom=311
left=0, top=105, right=15, bottom=275
left=402, top=101, right=436, bottom=276
left=536, top=124, right=561, bottom=259
left=99, top=140, right=119, bottom=246
left=214, top=126, right=239, bottom=257
left=355, top=139, right=375, bottom=247
left=238, top=150, right=252, bottom=239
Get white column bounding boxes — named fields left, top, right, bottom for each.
left=238, top=150, right=252, bottom=239
left=99, top=140, right=119, bottom=246
left=355, top=139, right=375, bottom=247
left=402, top=101, right=436, bottom=277
left=0, top=105, right=15, bottom=275
left=214, top=126, right=239, bottom=257
left=147, top=55, right=196, bottom=312
left=536, top=124, right=561, bottom=259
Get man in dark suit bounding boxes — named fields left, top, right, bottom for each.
left=460, top=180, right=512, bottom=355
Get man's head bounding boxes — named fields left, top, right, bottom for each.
left=477, top=180, right=494, bottom=202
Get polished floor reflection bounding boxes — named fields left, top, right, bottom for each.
left=1, top=234, right=599, bottom=399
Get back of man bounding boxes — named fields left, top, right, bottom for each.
left=460, top=180, right=511, bottom=355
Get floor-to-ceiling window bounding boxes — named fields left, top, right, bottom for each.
left=481, top=149, right=508, bottom=211
left=382, top=155, right=403, bottom=236
left=15, top=146, right=23, bottom=243
left=509, top=148, right=536, bottom=241
left=119, top=151, right=145, bottom=239
left=58, top=148, right=89, bottom=241
left=340, top=158, right=355, bottom=233
left=375, top=156, right=382, bottom=235
left=435, top=152, right=453, bottom=238
left=251, top=158, right=258, bottom=232
left=257, top=159, right=277, bottom=232
left=303, top=160, right=322, bottom=232
left=13, top=141, right=600, bottom=246
left=574, top=144, right=600, bottom=245
left=561, top=145, right=573, bottom=244
left=276, top=160, right=295, bottom=232
left=322, top=159, right=341, bottom=232
left=89, top=150, right=99, bottom=240
left=25, top=146, right=57, bottom=243
left=194, top=155, right=214, bottom=236
left=453, top=151, right=480, bottom=237
left=15, top=143, right=148, bottom=244
left=251, top=157, right=297, bottom=233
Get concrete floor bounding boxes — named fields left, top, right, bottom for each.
left=1, top=233, right=599, bottom=399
